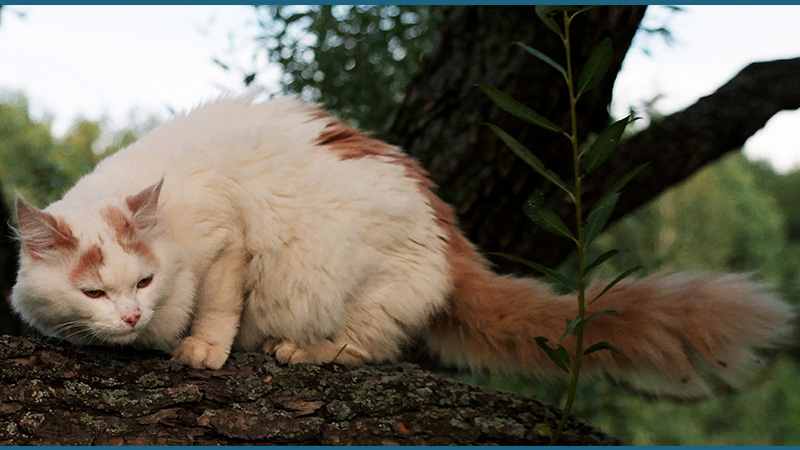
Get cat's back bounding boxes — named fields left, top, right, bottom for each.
left=54, top=94, right=333, bottom=209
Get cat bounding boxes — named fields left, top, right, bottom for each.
left=9, top=94, right=795, bottom=396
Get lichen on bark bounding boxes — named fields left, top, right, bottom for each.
left=0, top=335, right=618, bottom=445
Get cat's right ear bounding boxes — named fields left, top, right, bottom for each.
left=15, top=193, right=78, bottom=260
left=125, top=177, right=164, bottom=231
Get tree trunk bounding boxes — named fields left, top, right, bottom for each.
left=0, top=188, right=22, bottom=336
left=0, top=335, right=618, bottom=445
left=386, top=5, right=647, bottom=271
left=388, top=6, right=800, bottom=272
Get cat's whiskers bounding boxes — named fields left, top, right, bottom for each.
left=50, top=320, right=93, bottom=346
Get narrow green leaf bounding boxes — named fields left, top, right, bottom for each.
left=589, top=163, right=649, bottom=218
left=583, top=341, right=632, bottom=363
left=584, top=193, right=619, bottom=249
left=535, top=336, right=571, bottom=373
left=483, top=124, right=572, bottom=197
left=577, top=38, right=613, bottom=96
left=583, top=309, right=618, bottom=327
left=517, top=42, right=566, bottom=77
left=554, top=344, right=571, bottom=370
left=478, top=85, right=563, bottom=133
left=212, top=58, right=230, bottom=71
left=589, top=266, right=643, bottom=305
left=523, top=190, right=575, bottom=242
left=560, top=309, right=618, bottom=341
left=331, top=343, right=348, bottom=363
left=560, top=317, right=582, bottom=341
left=585, top=249, right=619, bottom=275
left=488, top=252, right=578, bottom=293
left=534, top=6, right=566, bottom=37
left=582, top=116, right=631, bottom=174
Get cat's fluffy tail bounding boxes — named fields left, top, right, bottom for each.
left=426, top=241, right=795, bottom=396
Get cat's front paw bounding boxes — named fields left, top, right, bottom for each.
left=172, top=336, right=230, bottom=369
left=263, top=339, right=310, bottom=364
left=263, top=338, right=368, bottom=365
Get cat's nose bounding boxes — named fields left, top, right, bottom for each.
left=122, top=310, right=142, bottom=328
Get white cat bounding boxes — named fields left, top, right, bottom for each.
left=9, top=94, right=794, bottom=395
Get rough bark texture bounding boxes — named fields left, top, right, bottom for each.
left=386, top=5, right=648, bottom=271
left=594, top=57, right=800, bottom=234
left=0, top=335, right=618, bottom=445
left=388, top=6, right=800, bottom=272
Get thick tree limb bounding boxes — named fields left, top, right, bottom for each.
left=386, top=5, right=648, bottom=271
left=0, top=335, right=619, bottom=445
left=588, top=57, right=800, bottom=229
left=390, top=7, right=800, bottom=272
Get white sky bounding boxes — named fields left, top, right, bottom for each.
left=1, top=5, right=800, bottom=171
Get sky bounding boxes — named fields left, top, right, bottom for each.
left=1, top=5, right=800, bottom=171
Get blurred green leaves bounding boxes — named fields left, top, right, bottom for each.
left=0, top=92, right=156, bottom=209
left=247, top=5, right=439, bottom=132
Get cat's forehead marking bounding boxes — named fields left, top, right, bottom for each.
left=101, top=206, right=159, bottom=266
left=101, top=205, right=136, bottom=242
left=70, top=244, right=104, bottom=284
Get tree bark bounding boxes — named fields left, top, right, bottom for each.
left=0, top=335, right=618, bottom=445
left=386, top=5, right=648, bottom=271
left=591, top=57, right=800, bottom=235
left=388, top=6, right=800, bottom=272
left=0, top=188, right=23, bottom=336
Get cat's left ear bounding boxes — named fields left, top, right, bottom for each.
left=125, top=177, right=164, bottom=230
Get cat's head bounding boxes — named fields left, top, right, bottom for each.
left=10, top=179, right=186, bottom=348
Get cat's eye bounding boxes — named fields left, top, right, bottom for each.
left=82, top=289, right=105, bottom=299
left=137, top=275, right=154, bottom=289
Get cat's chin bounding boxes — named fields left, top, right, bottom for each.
left=103, top=329, right=140, bottom=345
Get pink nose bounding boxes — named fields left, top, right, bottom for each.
left=122, top=310, right=141, bottom=328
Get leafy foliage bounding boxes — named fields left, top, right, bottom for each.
left=592, top=153, right=787, bottom=282
left=245, top=5, right=440, bottom=132
left=0, top=93, right=71, bottom=207
left=0, top=92, right=156, bottom=209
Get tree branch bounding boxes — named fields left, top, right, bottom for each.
left=391, top=5, right=800, bottom=271
left=387, top=5, right=648, bottom=271
left=0, top=335, right=618, bottom=445
left=591, top=57, right=800, bottom=230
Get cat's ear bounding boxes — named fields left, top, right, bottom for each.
left=125, top=178, right=164, bottom=230
left=15, top=193, right=78, bottom=260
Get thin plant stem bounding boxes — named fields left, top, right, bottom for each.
left=550, top=10, right=588, bottom=445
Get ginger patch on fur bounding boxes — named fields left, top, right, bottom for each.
left=102, top=206, right=158, bottom=266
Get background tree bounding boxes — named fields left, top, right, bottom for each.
left=246, top=5, right=440, bottom=133
left=240, top=6, right=800, bottom=273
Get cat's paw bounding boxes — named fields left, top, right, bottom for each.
left=172, top=336, right=230, bottom=370
left=264, top=340, right=310, bottom=364
left=263, top=338, right=368, bottom=365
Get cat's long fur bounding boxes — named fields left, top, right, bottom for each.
left=10, top=94, right=794, bottom=395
